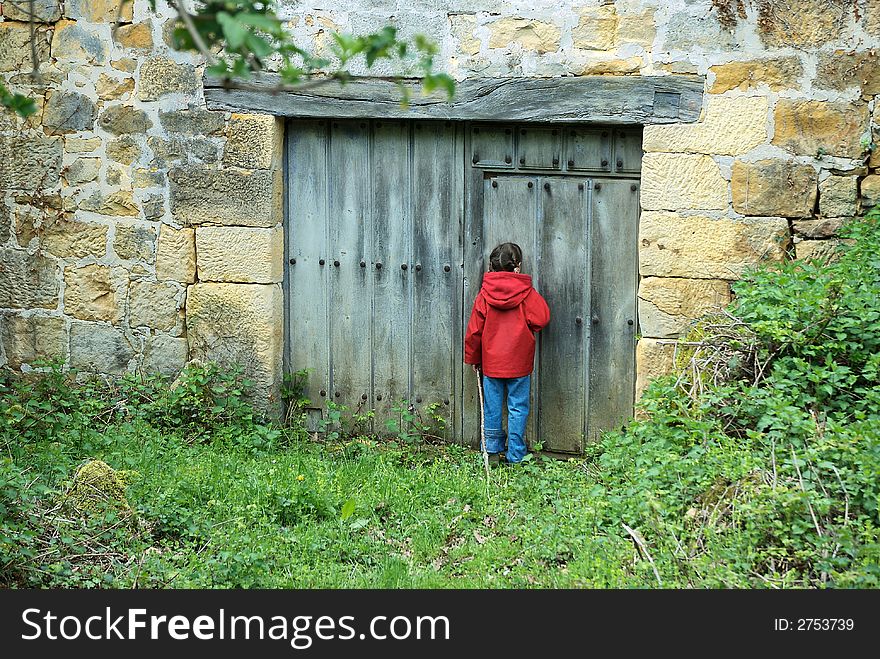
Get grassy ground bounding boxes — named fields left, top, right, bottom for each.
left=12, top=422, right=646, bottom=589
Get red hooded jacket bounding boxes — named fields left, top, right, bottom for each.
left=464, top=272, right=550, bottom=378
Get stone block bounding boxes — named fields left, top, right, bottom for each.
left=113, top=21, right=153, bottom=50
left=111, top=58, right=137, bottom=73
left=69, top=322, right=135, bottom=375
left=43, top=91, right=97, bottom=135
left=0, top=203, right=8, bottom=244
left=815, top=50, right=880, bottom=97
left=450, top=13, right=480, bottom=55
left=487, top=17, right=560, bottom=53
left=196, top=226, right=283, bottom=283
left=159, top=109, right=226, bottom=135
left=113, top=223, right=156, bottom=261
left=759, top=0, right=847, bottom=48
left=223, top=114, right=280, bottom=169
left=792, top=217, right=848, bottom=239
left=51, top=20, right=107, bottom=65
left=795, top=239, right=840, bottom=264
left=0, top=21, right=51, bottom=72
left=62, top=158, right=101, bottom=185
left=639, top=212, right=789, bottom=280
left=709, top=57, right=802, bottom=93
left=133, top=168, right=166, bottom=188
left=616, top=10, right=655, bottom=48
left=3, top=0, right=61, bottom=22
left=0, top=314, right=66, bottom=369
left=637, top=277, right=731, bottom=339
left=643, top=95, right=767, bottom=156
left=42, top=218, right=107, bottom=258
left=80, top=191, right=140, bottom=217
left=635, top=339, right=677, bottom=403
left=98, top=104, right=153, bottom=135
left=65, top=137, right=102, bottom=153
left=63, top=264, right=125, bottom=322
left=142, top=194, right=165, bottom=221
left=819, top=176, right=858, bottom=217
left=96, top=74, right=135, bottom=100
left=141, top=333, right=188, bottom=376
left=156, top=225, right=196, bottom=283
left=861, top=174, right=880, bottom=207
left=773, top=100, right=869, bottom=159
left=664, top=11, right=736, bottom=51
left=186, top=283, right=283, bottom=413
left=731, top=160, right=817, bottom=217
left=106, top=136, right=141, bottom=165
left=0, top=134, right=62, bottom=191
left=572, top=6, right=618, bottom=50
left=138, top=57, right=198, bottom=101
left=640, top=154, right=728, bottom=211
left=64, top=0, right=132, bottom=22
left=128, top=280, right=181, bottom=331
left=169, top=167, right=281, bottom=227
left=0, top=249, right=58, bottom=309
left=576, top=55, right=641, bottom=75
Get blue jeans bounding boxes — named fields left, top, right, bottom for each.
left=482, top=374, right=530, bottom=463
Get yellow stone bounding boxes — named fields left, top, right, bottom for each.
left=773, top=100, right=869, bottom=160
left=0, top=21, right=50, bottom=73
left=794, top=239, right=840, bottom=264
left=616, top=10, right=655, bottom=48
left=577, top=55, right=641, bottom=75
left=96, top=74, right=135, bottom=100
left=42, top=218, right=107, bottom=258
left=640, top=154, right=728, bottom=211
left=450, top=14, right=480, bottom=56
left=635, top=339, right=677, bottom=403
left=63, top=264, right=125, bottom=322
left=128, top=279, right=182, bottom=331
left=65, top=137, right=102, bottom=153
left=113, top=21, right=153, bottom=50
left=637, top=277, right=731, bottom=339
left=643, top=95, right=768, bottom=156
left=224, top=114, right=281, bottom=170
left=639, top=212, right=789, bottom=280
left=196, top=226, right=284, bottom=284
left=731, top=160, right=817, bottom=217
left=156, top=225, right=196, bottom=283
left=709, top=57, right=803, bottom=93
left=572, top=6, right=618, bottom=50
left=111, top=58, right=137, bottom=73
left=186, top=283, right=283, bottom=412
left=759, top=0, right=846, bottom=48
left=487, top=18, right=560, bottom=53
left=66, top=0, right=133, bottom=23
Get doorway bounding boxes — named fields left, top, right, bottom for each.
left=284, top=119, right=641, bottom=452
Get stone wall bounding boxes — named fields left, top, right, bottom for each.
left=1, top=0, right=878, bottom=411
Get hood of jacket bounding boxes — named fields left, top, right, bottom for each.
left=480, top=271, right=534, bottom=309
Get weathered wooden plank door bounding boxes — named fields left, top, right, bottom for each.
left=286, top=120, right=640, bottom=451
left=462, top=125, right=641, bottom=453
left=285, top=119, right=462, bottom=437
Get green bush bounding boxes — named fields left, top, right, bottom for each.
left=590, top=212, right=880, bottom=587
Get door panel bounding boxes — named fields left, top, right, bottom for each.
left=328, top=121, right=372, bottom=411
left=588, top=178, right=640, bottom=441
left=287, top=121, right=330, bottom=408
left=371, top=121, right=412, bottom=420
left=412, top=122, right=461, bottom=435
left=537, top=178, right=588, bottom=453
left=286, top=119, right=641, bottom=452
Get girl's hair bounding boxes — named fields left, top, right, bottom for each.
left=489, top=242, right=523, bottom=272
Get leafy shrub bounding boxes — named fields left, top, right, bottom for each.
left=590, top=212, right=880, bottom=587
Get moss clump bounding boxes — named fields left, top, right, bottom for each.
left=65, top=459, right=131, bottom=515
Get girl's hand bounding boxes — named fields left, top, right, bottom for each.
left=472, top=364, right=480, bottom=374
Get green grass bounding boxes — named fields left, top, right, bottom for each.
left=7, top=422, right=644, bottom=589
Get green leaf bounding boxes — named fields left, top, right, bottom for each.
left=340, top=498, right=356, bottom=520
left=217, top=12, right=247, bottom=50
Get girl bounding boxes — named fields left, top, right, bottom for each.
left=464, top=242, right=550, bottom=464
